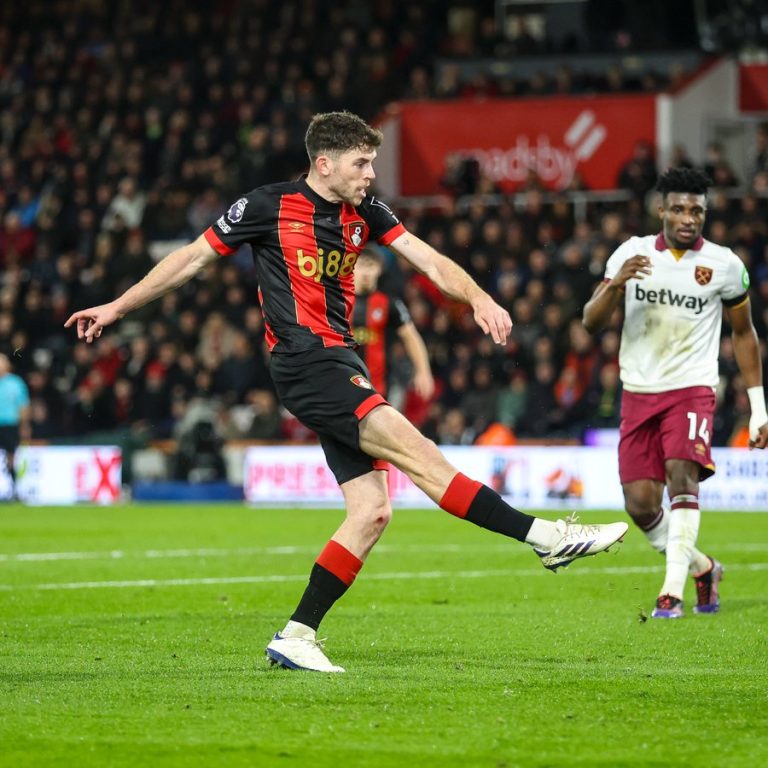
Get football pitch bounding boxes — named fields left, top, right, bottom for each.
left=1, top=504, right=766, bottom=768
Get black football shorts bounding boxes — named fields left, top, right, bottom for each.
left=0, top=425, right=20, bottom=454
left=269, top=347, right=389, bottom=484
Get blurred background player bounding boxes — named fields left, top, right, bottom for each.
left=583, top=167, right=768, bottom=619
left=352, top=247, right=434, bottom=401
left=0, top=353, right=31, bottom=501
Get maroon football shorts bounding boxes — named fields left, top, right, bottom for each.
left=618, top=386, right=716, bottom=485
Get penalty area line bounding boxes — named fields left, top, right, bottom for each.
left=2, top=541, right=768, bottom=563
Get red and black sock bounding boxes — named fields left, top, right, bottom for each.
left=291, top=540, right=363, bottom=631
left=439, top=472, right=535, bottom=542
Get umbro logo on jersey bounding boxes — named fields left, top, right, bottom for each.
left=350, top=374, right=373, bottom=389
left=695, top=266, right=713, bottom=285
left=289, top=221, right=305, bottom=231
left=634, top=284, right=708, bottom=314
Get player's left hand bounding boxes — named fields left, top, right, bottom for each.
left=472, top=295, right=512, bottom=345
left=748, top=419, right=768, bottom=450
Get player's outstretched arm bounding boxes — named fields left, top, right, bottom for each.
left=582, top=255, right=652, bottom=333
left=388, top=231, right=512, bottom=345
left=726, top=300, right=768, bottom=449
left=65, top=234, right=219, bottom=343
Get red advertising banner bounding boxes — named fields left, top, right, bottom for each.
left=740, top=64, right=768, bottom=112
left=398, top=95, right=657, bottom=194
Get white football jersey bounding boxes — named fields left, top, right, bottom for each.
left=604, top=233, right=750, bottom=393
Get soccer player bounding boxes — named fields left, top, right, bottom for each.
left=583, top=167, right=768, bottom=619
left=0, top=352, right=31, bottom=501
left=66, top=111, right=628, bottom=672
left=352, top=247, right=434, bottom=399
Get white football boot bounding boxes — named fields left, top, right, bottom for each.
left=266, top=623, right=345, bottom=673
left=533, top=513, right=628, bottom=572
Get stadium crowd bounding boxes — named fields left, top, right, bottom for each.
left=1, top=0, right=767, bottom=463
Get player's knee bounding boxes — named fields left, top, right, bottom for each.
left=347, top=497, right=392, bottom=532
left=370, top=501, right=393, bottom=532
left=624, top=494, right=657, bottom=525
left=666, top=474, right=698, bottom=497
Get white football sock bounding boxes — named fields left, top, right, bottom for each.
left=642, top=505, right=710, bottom=575
left=689, top=549, right=712, bottom=576
left=281, top=620, right=315, bottom=639
left=659, top=495, right=700, bottom=599
left=640, top=507, right=668, bottom=552
left=525, top=517, right=558, bottom=549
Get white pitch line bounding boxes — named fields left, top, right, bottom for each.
left=1, top=562, right=766, bottom=593
left=0, top=543, right=516, bottom=563
left=2, top=541, right=768, bottom=564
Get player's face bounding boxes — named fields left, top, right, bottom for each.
left=354, top=257, right=381, bottom=294
left=659, top=192, right=706, bottom=249
left=327, top=147, right=377, bottom=206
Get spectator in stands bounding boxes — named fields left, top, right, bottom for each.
left=753, top=123, right=768, bottom=179
left=496, top=371, right=529, bottom=431
left=519, top=359, right=563, bottom=437
left=214, top=331, right=262, bottom=404
left=703, top=142, right=738, bottom=188
left=437, top=408, right=475, bottom=445
left=583, top=362, right=622, bottom=429
left=0, top=211, right=36, bottom=266
left=102, top=177, right=146, bottom=232
left=461, top=364, right=499, bottom=435
left=616, top=140, right=658, bottom=200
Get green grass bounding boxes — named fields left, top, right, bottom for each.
left=1, top=504, right=766, bottom=767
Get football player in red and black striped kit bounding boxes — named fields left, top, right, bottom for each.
left=66, top=111, right=628, bottom=673
left=352, top=247, right=434, bottom=399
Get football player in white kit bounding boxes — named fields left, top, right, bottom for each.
left=583, top=167, right=768, bottom=618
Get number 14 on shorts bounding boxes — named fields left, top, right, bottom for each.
left=687, top=411, right=710, bottom=444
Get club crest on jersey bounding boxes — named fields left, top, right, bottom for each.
left=227, top=197, right=248, bottom=223
left=345, top=221, right=367, bottom=249
left=350, top=374, right=373, bottom=389
left=695, top=266, right=713, bottom=285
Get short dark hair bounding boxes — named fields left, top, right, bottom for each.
left=305, top=111, right=383, bottom=161
left=656, top=167, right=711, bottom=199
left=357, top=246, right=383, bottom=264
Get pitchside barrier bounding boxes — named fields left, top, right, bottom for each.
left=0, top=446, right=122, bottom=504
left=2, top=445, right=766, bottom=509
left=243, top=445, right=768, bottom=511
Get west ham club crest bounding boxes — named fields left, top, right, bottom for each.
left=694, top=266, right=713, bottom=285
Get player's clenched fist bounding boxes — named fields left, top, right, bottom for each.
left=611, top=255, right=652, bottom=289
left=749, top=422, right=768, bottom=450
